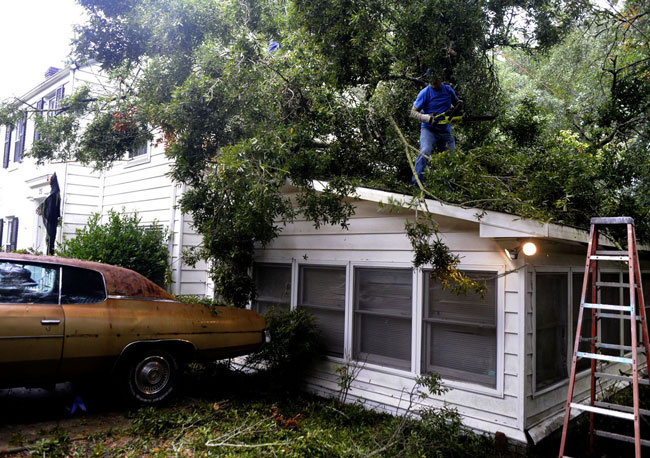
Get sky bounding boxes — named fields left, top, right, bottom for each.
left=0, top=0, right=86, bottom=100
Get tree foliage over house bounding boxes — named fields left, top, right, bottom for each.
left=0, top=0, right=648, bottom=306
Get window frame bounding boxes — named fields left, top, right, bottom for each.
left=419, top=264, right=505, bottom=396
left=124, top=142, right=151, bottom=168
left=421, top=268, right=500, bottom=389
left=250, top=261, right=293, bottom=315
left=532, top=268, right=571, bottom=392
left=5, top=217, right=18, bottom=252
left=347, top=261, right=416, bottom=376
left=531, top=265, right=649, bottom=396
left=60, top=265, right=108, bottom=304
left=0, top=261, right=62, bottom=305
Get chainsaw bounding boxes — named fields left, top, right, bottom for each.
left=427, top=102, right=496, bottom=125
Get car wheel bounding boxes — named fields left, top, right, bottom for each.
left=126, top=351, right=178, bottom=404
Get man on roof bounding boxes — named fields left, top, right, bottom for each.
left=409, top=70, right=461, bottom=185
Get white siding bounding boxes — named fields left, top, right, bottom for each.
left=257, top=198, right=526, bottom=442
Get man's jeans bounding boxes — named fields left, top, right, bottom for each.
left=412, top=127, right=455, bottom=185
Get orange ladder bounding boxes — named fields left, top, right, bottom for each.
left=559, top=217, right=650, bottom=457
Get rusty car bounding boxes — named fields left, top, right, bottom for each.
left=0, top=253, right=267, bottom=403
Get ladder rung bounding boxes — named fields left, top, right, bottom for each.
left=594, top=430, right=650, bottom=447
left=596, top=343, right=645, bottom=352
left=596, top=250, right=630, bottom=256
left=569, top=402, right=635, bottom=420
left=596, top=281, right=631, bottom=288
left=591, top=255, right=630, bottom=261
left=595, top=372, right=650, bottom=386
left=584, top=303, right=633, bottom=312
left=595, top=401, right=650, bottom=417
left=597, top=313, right=641, bottom=321
left=577, top=352, right=633, bottom=364
left=590, top=216, right=634, bottom=225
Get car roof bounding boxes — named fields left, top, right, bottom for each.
left=0, top=253, right=176, bottom=300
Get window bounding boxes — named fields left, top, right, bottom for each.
left=34, top=99, right=44, bottom=141
left=298, top=265, right=345, bottom=357
left=0, top=261, right=59, bottom=304
left=0, top=219, right=3, bottom=250
left=535, top=268, right=646, bottom=391
left=13, top=115, right=27, bottom=162
left=47, top=98, right=57, bottom=119
left=5, top=218, right=18, bottom=252
left=536, top=272, right=568, bottom=390
left=55, top=85, right=65, bottom=116
left=423, top=270, right=497, bottom=388
left=129, top=143, right=148, bottom=159
left=572, top=271, right=593, bottom=372
left=3, top=126, right=11, bottom=169
left=599, top=272, right=626, bottom=356
left=252, top=263, right=291, bottom=315
left=353, top=268, right=412, bottom=370
left=61, top=266, right=106, bottom=304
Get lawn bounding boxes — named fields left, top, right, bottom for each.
left=2, top=363, right=499, bottom=457
left=4, top=362, right=648, bottom=457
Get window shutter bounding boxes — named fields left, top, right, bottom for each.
left=34, top=99, right=44, bottom=141
left=9, top=217, right=19, bottom=251
left=0, top=218, right=4, bottom=251
left=3, top=126, right=12, bottom=168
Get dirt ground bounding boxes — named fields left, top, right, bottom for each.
left=0, top=383, right=131, bottom=455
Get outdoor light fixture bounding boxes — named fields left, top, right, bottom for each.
left=504, top=241, right=538, bottom=260
left=522, top=241, right=537, bottom=256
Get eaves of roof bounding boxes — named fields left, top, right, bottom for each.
left=311, top=181, right=594, bottom=245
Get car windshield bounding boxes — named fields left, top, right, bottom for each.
left=0, top=262, right=59, bottom=304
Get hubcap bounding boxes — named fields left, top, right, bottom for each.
left=134, top=356, right=171, bottom=395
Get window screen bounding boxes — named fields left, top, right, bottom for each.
left=298, top=265, right=346, bottom=357
left=599, top=272, right=623, bottom=356
left=129, top=143, right=148, bottom=159
left=253, top=263, right=291, bottom=315
left=0, top=261, right=59, bottom=304
left=572, top=272, right=593, bottom=372
left=536, top=272, right=568, bottom=390
left=353, top=268, right=412, bottom=370
left=423, top=271, right=497, bottom=387
left=61, top=266, right=106, bottom=304
left=641, top=272, right=650, bottom=332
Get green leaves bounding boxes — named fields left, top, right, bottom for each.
left=58, top=210, right=170, bottom=287
left=4, top=0, right=645, bottom=304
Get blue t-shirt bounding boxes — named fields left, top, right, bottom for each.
left=414, top=83, right=457, bottom=132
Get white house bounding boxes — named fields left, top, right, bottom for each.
left=0, top=63, right=212, bottom=296
left=251, top=182, right=650, bottom=445
left=3, top=65, right=648, bottom=446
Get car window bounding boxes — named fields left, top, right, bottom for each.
left=0, top=261, right=59, bottom=304
left=61, top=266, right=106, bottom=304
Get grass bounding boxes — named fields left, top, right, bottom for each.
left=6, top=362, right=650, bottom=457
left=530, top=381, right=650, bottom=458
left=4, top=362, right=501, bottom=458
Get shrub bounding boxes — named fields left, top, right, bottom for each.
left=57, top=209, right=170, bottom=287
left=246, top=308, right=325, bottom=381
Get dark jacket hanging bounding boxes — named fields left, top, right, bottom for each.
left=42, top=173, right=61, bottom=255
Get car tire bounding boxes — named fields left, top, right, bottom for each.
left=126, top=350, right=178, bottom=404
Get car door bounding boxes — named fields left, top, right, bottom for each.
left=58, top=265, right=115, bottom=376
left=0, top=261, right=64, bottom=380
